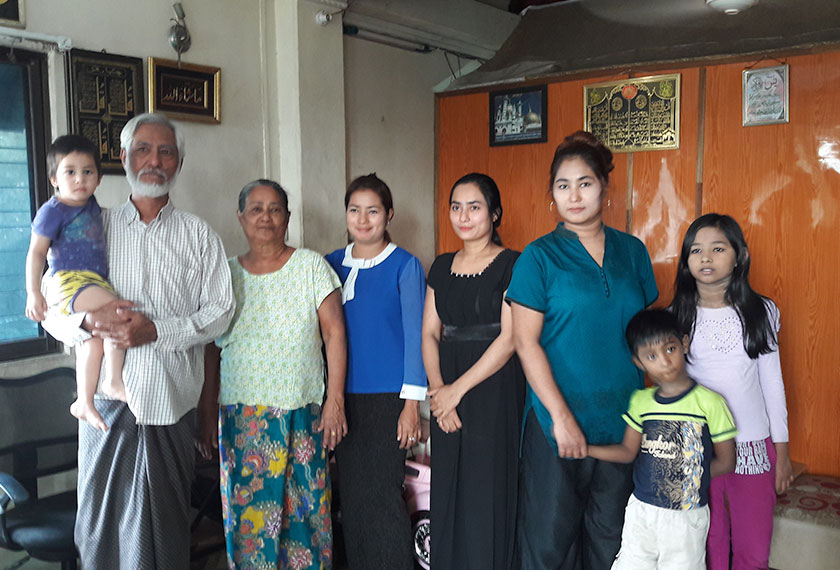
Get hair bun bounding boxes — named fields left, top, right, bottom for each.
left=564, top=130, right=600, bottom=146
left=567, top=131, right=613, bottom=172
left=549, top=130, right=615, bottom=185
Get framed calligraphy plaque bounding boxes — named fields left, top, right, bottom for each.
left=489, top=85, right=548, bottom=147
left=743, top=64, right=788, bottom=126
left=68, top=49, right=145, bottom=174
left=148, top=58, right=220, bottom=124
left=584, top=74, right=680, bottom=153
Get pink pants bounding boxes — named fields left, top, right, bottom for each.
left=706, top=438, right=777, bottom=570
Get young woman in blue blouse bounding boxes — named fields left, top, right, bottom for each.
left=326, top=173, right=426, bottom=570
left=506, top=131, right=658, bottom=570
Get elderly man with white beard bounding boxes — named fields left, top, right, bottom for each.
left=43, top=113, right=234, bottom=569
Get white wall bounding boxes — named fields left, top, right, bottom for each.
left=343, top=37, right=457, bottom=268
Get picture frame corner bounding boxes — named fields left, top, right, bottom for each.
left=0, top=0, right=26, bottom=29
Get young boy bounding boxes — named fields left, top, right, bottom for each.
left=589, top=308, right=737, bottom=570
left=25, top=134, right=125, bottom=432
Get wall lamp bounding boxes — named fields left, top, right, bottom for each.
left=169, top=2, right=191, bottom=64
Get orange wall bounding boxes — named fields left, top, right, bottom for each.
left=436, top=52, right=840, bottom=476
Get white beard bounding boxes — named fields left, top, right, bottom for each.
left=126, top=167, right=177, bottom=198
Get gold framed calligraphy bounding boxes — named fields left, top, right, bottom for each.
left=148, top=58, right=220, bottom=124
left=68, top=49, right=145, bottom=174
left=742, top=64, right=788, bottom=126
left=584, top=74, right=680, bottom=153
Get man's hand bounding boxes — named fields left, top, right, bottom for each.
left=83, top=299, right=134, bottom=331
left=88, top=300, right=157, bottom=349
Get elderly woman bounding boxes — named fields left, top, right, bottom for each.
left=199, top=179, right=347, bottom=569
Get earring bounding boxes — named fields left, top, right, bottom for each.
left=607, top=199, right=612, bottom=207
left=549, top=201, right=555, bottom=212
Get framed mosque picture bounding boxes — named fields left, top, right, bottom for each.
left=489, top=85, right=548, bottom=146
left=0, top=0, right=24, bottom=28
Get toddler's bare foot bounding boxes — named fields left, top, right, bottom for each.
left=100, top=379, right=127, bottom=402
left=70, top=399, right=109, bottom=432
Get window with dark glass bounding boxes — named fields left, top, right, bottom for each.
left=0, top=47, right=56, bottom=360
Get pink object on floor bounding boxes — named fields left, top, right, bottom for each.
left=404, top=454, right=431, bottom=569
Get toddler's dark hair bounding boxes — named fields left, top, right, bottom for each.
left=47, top=134, right=101, bottom=179
left=625, top=309, right=684, bottom=356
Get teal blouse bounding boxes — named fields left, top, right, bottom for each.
left=506, top=223, right=658, bottom=449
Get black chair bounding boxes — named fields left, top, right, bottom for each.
left=0, top=367, right=78, bottom=570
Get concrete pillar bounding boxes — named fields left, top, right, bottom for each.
left=263, top=0, right=347, bottom=251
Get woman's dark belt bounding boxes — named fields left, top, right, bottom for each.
left=442, top=322, right=501, bottom=342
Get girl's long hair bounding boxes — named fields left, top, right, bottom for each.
left=669, top=213, right=776, bottom=359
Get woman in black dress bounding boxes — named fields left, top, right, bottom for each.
left=421, top=172, right=525, bottom=570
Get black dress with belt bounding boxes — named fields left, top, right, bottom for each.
left=428, top=249, right=525, bottom=570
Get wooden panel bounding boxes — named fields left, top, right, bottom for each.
left=437, top=52, right=840, bottom=475
left=437, top=93, right=490, bottom=254
left=630, top=68, right=701, bottom=307
left=703, top=53, right=840, bottom=475
left=437, top=76, right=631, bottom=255
left=492, top=80, right=590, bottom=252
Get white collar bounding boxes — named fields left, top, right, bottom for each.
left=340, top=242, right=397, bottom=304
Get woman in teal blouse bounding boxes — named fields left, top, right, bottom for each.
left=507, top=131, right=658, bottom=570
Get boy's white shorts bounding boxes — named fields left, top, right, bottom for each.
left=611, top=494, right=710, bottom=570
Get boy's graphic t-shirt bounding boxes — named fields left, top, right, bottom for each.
left=623, top=382, right=737, bottom=510
left=31, top=196, right=108, bottom=278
